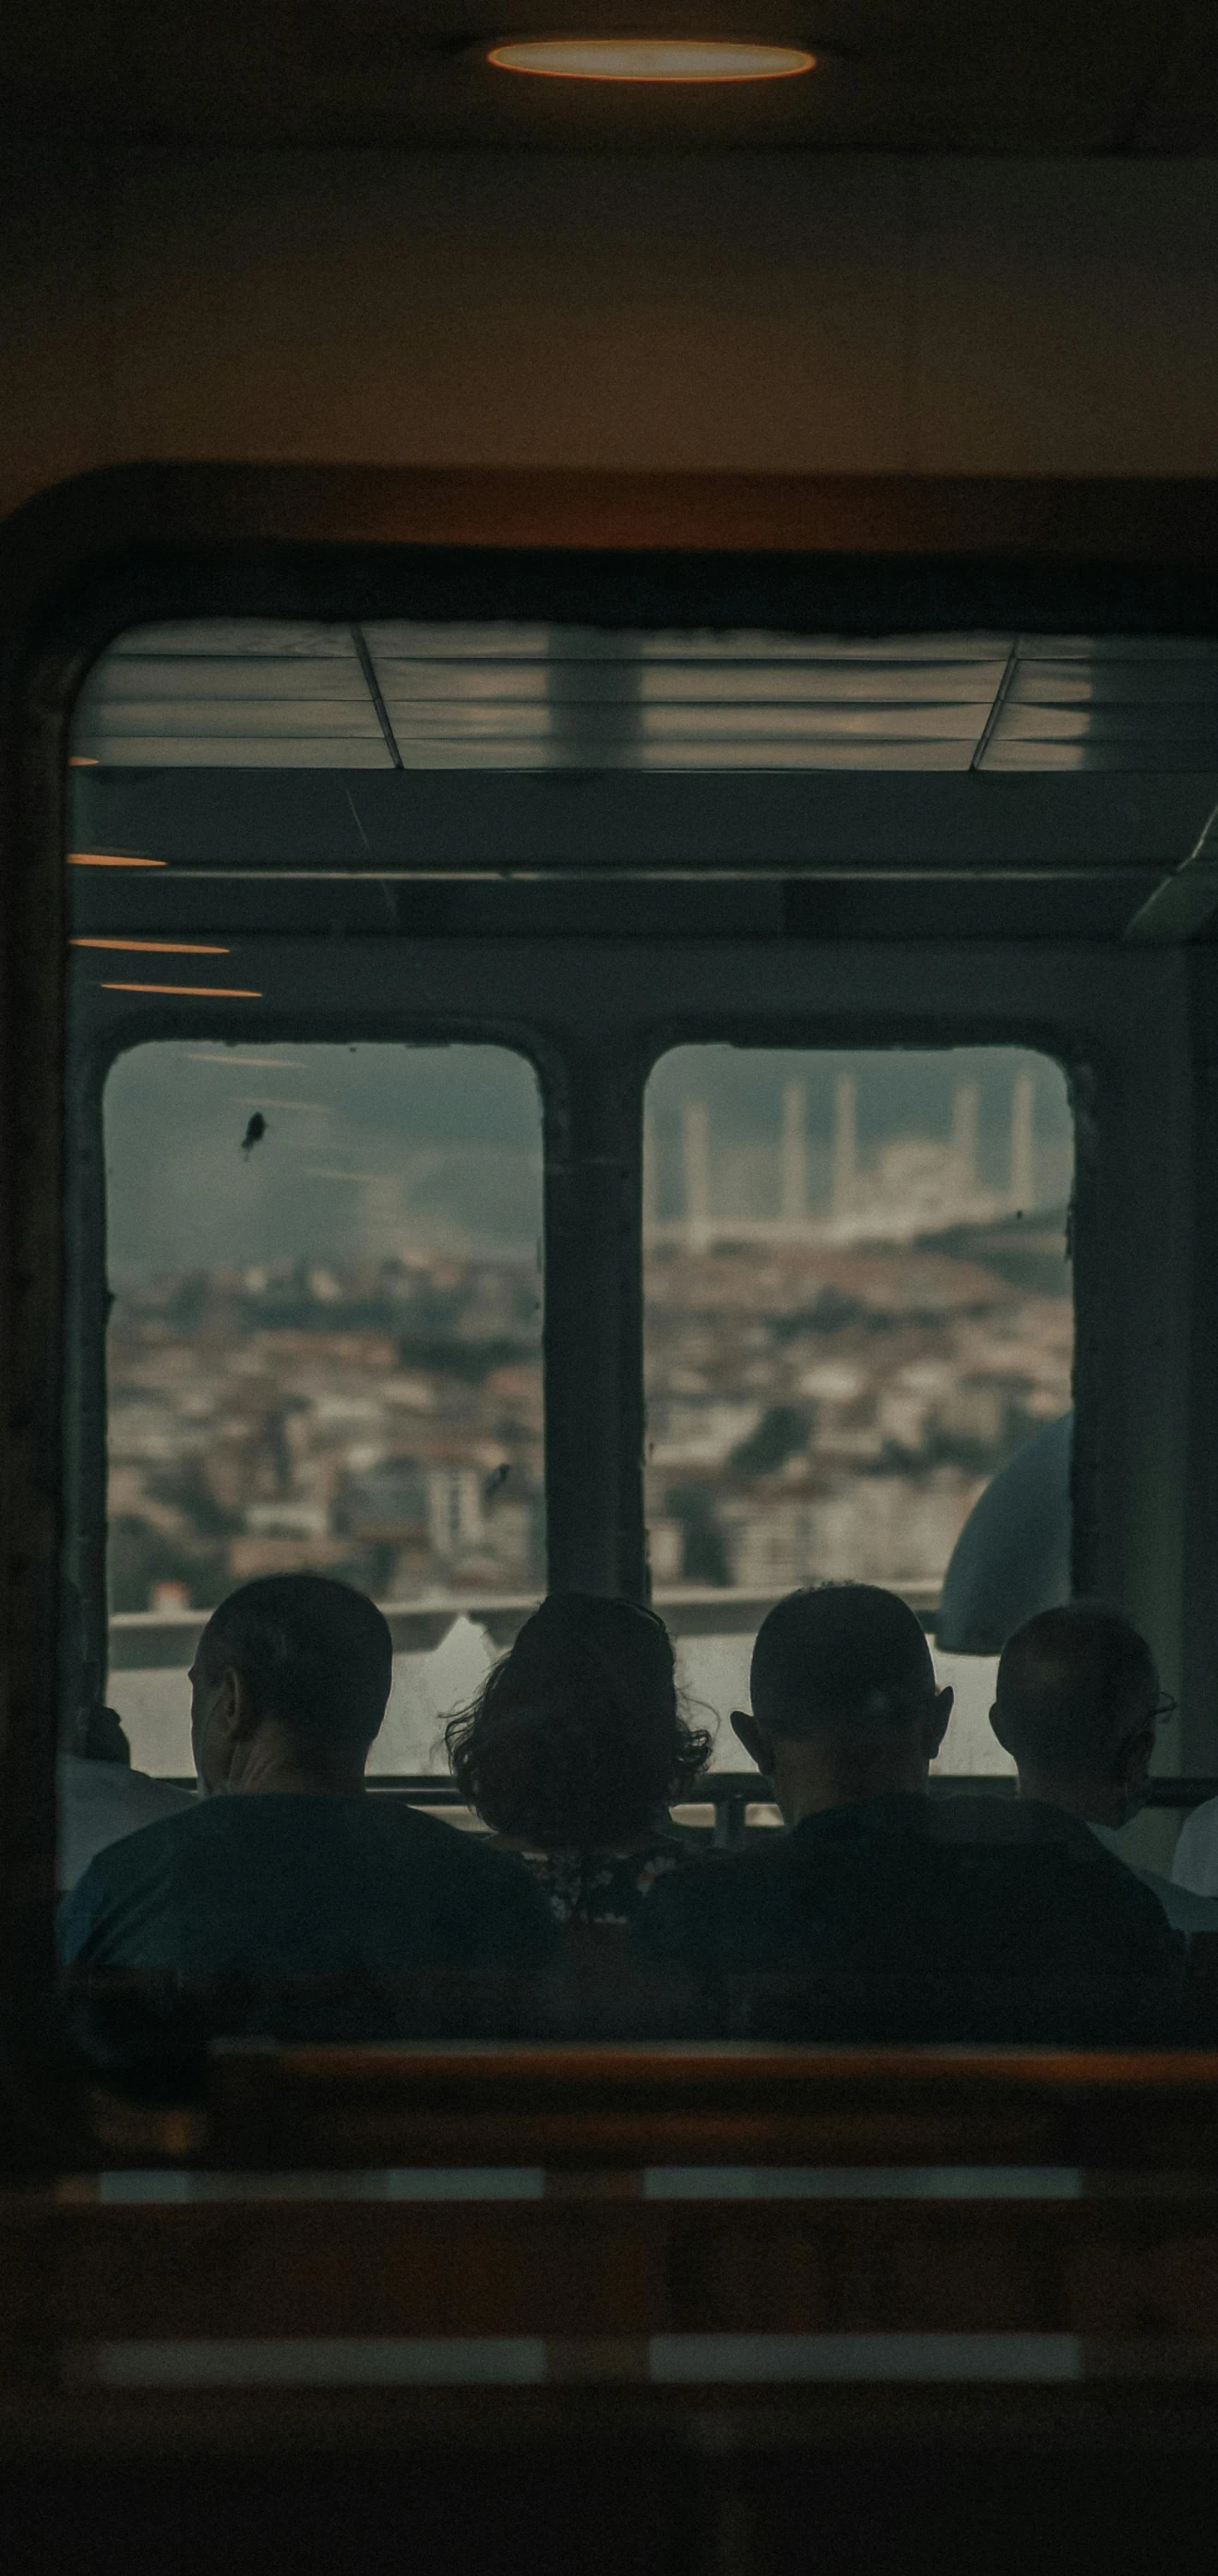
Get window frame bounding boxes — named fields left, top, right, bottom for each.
left=66, top=1010, right=565, bottom=1717
left=6, top=461, right=1218, bottom=2163
left=66, top=941, right=1188, bottom=1799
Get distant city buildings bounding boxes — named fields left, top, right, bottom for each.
left=107, top=1175, right=1072, bottom=1615
left=643, top=1209, right=1072, bottom=1596
left=106, top=1252, right=545, bottom=1612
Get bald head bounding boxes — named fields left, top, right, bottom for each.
left=751, top=1584, right=939, bottom=1738
left=992, top=1604, right=1160, bottom=1822
left=734, top=1586, right=952, bottom=1825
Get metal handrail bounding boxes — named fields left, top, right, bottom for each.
left=152, top=1770, right=1218, bottom=1805
left=149, top=1767, right=1218, bottom=1856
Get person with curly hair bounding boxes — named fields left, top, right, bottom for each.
left=444, top=1593, right=712, bottom=1928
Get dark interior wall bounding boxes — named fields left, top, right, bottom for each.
left=2, top=149, right=1218, bottom=519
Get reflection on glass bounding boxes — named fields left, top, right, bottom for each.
left=643, top=1047, right=1073, bottom=1773
left=102, top=1042, right=543, bottom=1774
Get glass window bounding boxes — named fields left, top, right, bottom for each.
left=644, top=1046, right=1073, bottom=1783
left=100, top=1040, right=543, bottom=1782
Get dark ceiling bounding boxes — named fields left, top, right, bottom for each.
left=6, top=0, right=1218, bottom=151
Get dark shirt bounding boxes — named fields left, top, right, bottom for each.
left=59, top=1791, right=560, bottom=1975
left=509, top=1831, right=691, bottom=1928
left=629, top=1793, right=1183, bottom=1995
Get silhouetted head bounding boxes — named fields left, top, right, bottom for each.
left=991, top=1603, right=1164, bottom=1827
left=733, top=1584, right=952, bottom=1820
left=445, top=1591, right=710, bottom=1848
left=190, top=1574, right=393, bottom=1794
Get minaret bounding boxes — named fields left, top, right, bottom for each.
left=1009, top=1070, right=1035, bottom=1213
left=780, top=1081, right=808, bottom=1231
left=682, top=1098, right=711, bottom=1253
left=951, top=1080, right=980, bottom=1209
left=830, top=1072, right=858, bottom=1221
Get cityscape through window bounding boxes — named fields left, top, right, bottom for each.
left=102, top=1041, right=543, bottom=1776
left=643, top=1047, right=1074, bottom=1775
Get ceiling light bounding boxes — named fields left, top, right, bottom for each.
left=100, top=982, right=263, bottom=998
left=67, top=851, right=166, bottom=868
left=487, top=38, right=816, bottom=80
left=71, top=938, right=230, bottom=954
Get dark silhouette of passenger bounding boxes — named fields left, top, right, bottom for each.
left=990, top=1603, right=1218, bottom=1935
left=631, top=1583, right=1181, bottom=2011
left=58, top=1705, right=195, bottom=1896
left=445, top=1592, right=710, bottom=1926
left=56, top=1576, right=193, bottom=1891
left=60, top=1574, right=559, bottom=1974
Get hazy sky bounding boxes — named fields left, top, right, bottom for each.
left=104, top=1039, right=1071, bottom=1280
left=104, top=1041, right=545, bottom=1279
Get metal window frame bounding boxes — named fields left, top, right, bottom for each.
left=6, top=463, right=1218, bottom=2165
left=68, top=947, right=1087, bottom=1620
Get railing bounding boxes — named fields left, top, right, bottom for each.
left=367, top=1771, right=1218, bottom=1846
left=149, top=1767, right=1218, bottom=1852
left=370, top=1770, right=1010, bottom=1851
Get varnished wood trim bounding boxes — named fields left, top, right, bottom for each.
left=7, top=2191, right=1218, bottom=2342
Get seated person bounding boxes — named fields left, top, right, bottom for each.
left=56, top=1579, right=193, bottom=1891
left=990, top=1603, right=1218, bottom=1935
left=630, top=1583, right=1182, bottom=2004
left=445, top=1592, right=710, bottom=1927
left=60, top=1574, right=558, bottom=1975
left=58, top=1700, right=194, bottom=1895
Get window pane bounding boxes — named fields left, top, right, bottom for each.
left=72, top=619, right=1218, bottom=776
left=102, top=1042, right=543, bottom=1776
left=643, top=1047, right=1073, bottom=1776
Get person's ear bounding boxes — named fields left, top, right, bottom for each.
left=219, top=1665, right=257, bottom=1743
left=988, top=1699, right=1013, bottom=1757
left=731, top=1709, right=773, bottom=1778
left=190, top=1659, right=238, bottom=1793
left=1118, top=1725, right=1154, bottom=1790
left=923, top=1685, right=953, bottom=1760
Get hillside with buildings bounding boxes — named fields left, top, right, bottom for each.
left=107, top=1068, right=1070, bottom=1617
left=106, top=1253, right=546, bottom=1613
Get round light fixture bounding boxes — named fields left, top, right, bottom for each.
left=487, top=38, right=816, bottom=80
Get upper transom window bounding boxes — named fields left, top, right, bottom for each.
left=73, top=622, right=1218, bottom=773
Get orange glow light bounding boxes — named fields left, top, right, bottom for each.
left=68, top=853, right=166, bottom=869
left=487, top=37, right=816, bottom=78
left=72, top=939, right=230, bottom=954
left=100, top=983, right=263, bottom=998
